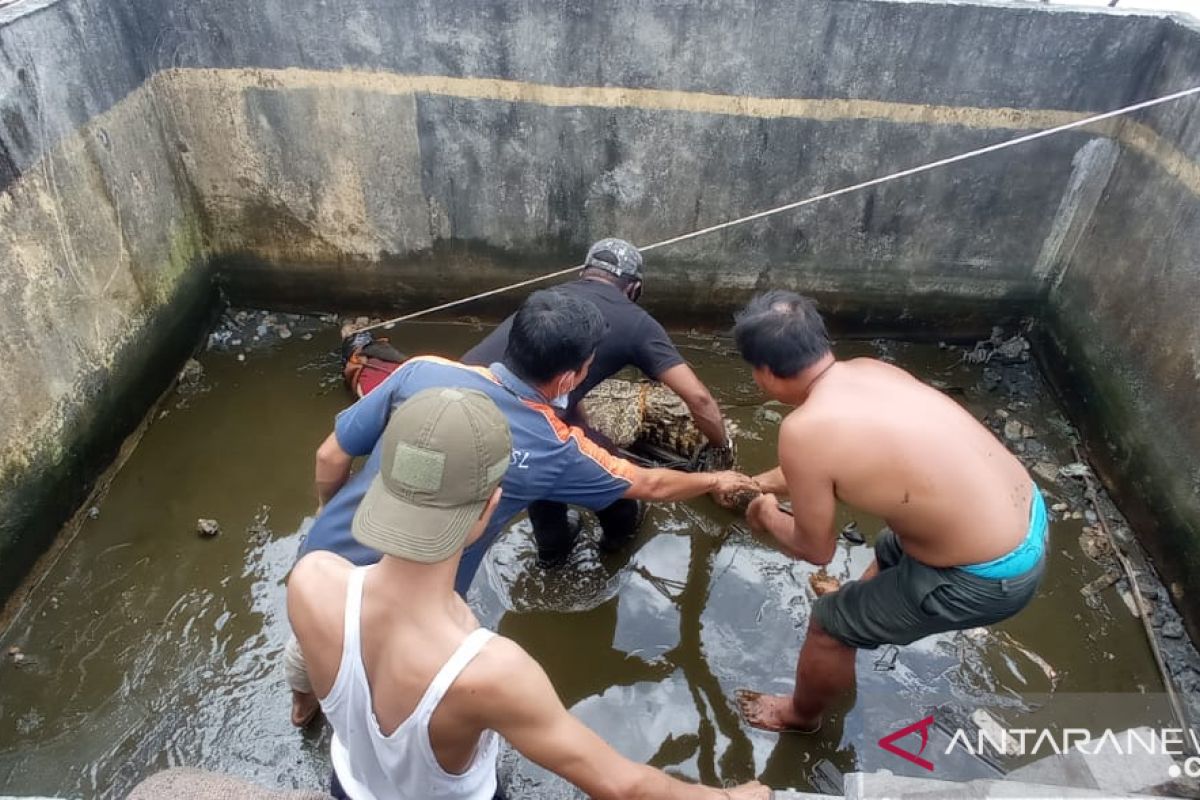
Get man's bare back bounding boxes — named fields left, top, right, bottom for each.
left=731, top=291, right=1046, bottom=735
left=786, top=358, right=1031, bottom=567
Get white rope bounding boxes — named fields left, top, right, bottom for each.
left=360, top=84, right=1200, bottom=333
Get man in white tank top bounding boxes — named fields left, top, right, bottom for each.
left=289, top=387, right=768, bottom=800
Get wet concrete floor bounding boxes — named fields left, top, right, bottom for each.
left=0, top=315, right=1169, bottom=798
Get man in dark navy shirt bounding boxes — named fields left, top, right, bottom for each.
left=463, top=238, right=731, bottom=566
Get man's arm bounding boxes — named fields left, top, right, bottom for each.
left=315, top=432, right=354, bottom=509
left=545, top=415, right=754, bottom=507
left=657, top=364, right=728, bottom=446
left=624, top=465, right=754, bottom=503
left=749, top=466, right=786, bottom=496
left=470, top=639, right=768, bottom=800
left=745, top=415, right=838, bottom=564
left=313, top=362, right=415, bottom=510
left=286, top=551, right=353, bottom=696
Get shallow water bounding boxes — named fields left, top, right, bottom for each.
left=0, top=317, right=1167, bottom=797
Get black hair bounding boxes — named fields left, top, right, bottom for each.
left=733, top=290, right=832, bottom=378
left=503, top=289, right=607, bottom=384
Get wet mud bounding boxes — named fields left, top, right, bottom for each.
left=0, top=312, right=1189, bottom=797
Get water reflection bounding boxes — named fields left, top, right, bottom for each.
left=0, top=323, right=1170, bottom=797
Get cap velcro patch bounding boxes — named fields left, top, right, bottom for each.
left=390, top=442, right=445, bottom=492
left=486, top=455, right=509, bottom=486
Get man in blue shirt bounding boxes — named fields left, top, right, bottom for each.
left=287, top=289, right=754, bottom=726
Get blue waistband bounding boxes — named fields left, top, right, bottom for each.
left=959, top=486, right=1047, bottom=579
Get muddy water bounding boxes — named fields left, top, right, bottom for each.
left=0, top=317, right=1167, bottom=798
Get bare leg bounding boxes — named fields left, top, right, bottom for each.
left=284, top=633, right=321, bottom=728
left=736, top=617, right=856, bottom=732
left=292, top=690, right=321, bottom=728
left=736, top=559, right=878, bottom=733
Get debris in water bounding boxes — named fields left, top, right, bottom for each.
left=840, top=520, right=865, bottom=545
left=87, top=506, right=100, bottom=519
left=963, top=328, right=1030, bottom=366
left=1081, top=569, right=1121, bottom=607
left=1051, top=502, right=1069, bottom=513
left=755, top=407, right=783, bottom=425
left=1059, top=462, right=1091, bottom=480
left=1003, top=420, right=1034, bottom=441
left=810, top=760, right=843, bottom=796
left=196, top=518, right=221, bottom=537
left=993, top=335, right=1029, bottom=363
left=178, top=358, right=204, bottom=384
left=1134, top=572, right=1159, bottom=599
left=246, top=505, right=272, bottom=546
left=276, top=326, right=292, bottom=340
left=206, top=330, right=232, bottom=350
left=236, top=353, right=246, bottom=362
left=992, top=631, right=1060, bottom=687
left=1117, top=583, right=1140, bottom=617
left=970, top=709, right=1019, bottom=756
left=873, top=645, right=899, bottom=671
left=1079, top=526, right=1114, bottom=562
left=1032, top=461, right=1060, bottom=484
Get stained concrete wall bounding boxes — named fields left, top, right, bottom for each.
left=1, top=0, right=1199, bottom=625
left=0, top=0, right=212, bottom=600
left=134, top=0, right=1168, bottom=330
left=1046, top=15, right=1200, bottom=638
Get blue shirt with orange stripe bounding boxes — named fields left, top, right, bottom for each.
left=298, top=356, right=635, bottom=594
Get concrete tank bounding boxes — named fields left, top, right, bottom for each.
left=1, top=0, right=1198, bottom=640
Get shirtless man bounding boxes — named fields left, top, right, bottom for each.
left=729, top=291, right=1047, bottom=733
left=289, top=387, right=768, bottom=799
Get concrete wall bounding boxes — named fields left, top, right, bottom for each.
left=2, top=0, right=1199, bottom=623
left=134, top=0, right=1168, bottom=331
left=1046, top=15, right=1200, bottom=638
left=0, top=0, right=212, bottom=601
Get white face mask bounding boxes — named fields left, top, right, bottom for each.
left=550, top=375, right=574, bottom=409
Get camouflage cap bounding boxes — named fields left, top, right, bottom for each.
left=584, top=238, right=644, bottom=280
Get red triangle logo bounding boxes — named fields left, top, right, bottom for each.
left=878, top=715, right=936, bottom=771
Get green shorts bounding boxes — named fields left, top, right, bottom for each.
left=813, top=530, right=1044, bottom=650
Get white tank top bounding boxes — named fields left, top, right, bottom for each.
left=320, top=567, right=499, bottom=800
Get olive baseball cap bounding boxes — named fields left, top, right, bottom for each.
left=352, top=387, right=512, bottom=563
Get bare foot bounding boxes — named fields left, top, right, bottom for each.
left=291, top=690, right=321, bottom=728
left=734, top=689, right=821, bottom=733
left=809, top=570, right=842, bottom=597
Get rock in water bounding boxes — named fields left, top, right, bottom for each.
left=178, top=358, right=204, bottom=385
left=841, top=521, right=866, bottom=545
left=196, top=518, right=221, bottom=537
